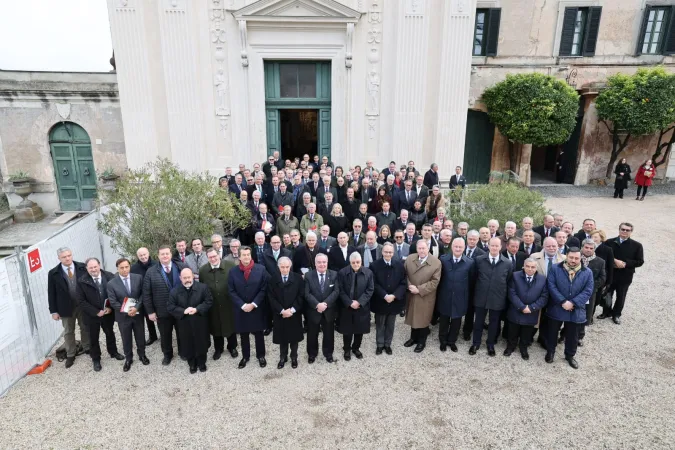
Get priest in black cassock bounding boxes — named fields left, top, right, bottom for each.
left=167, top=268, right=213, bottom=373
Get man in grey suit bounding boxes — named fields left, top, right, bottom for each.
left=304, top=253, right=340, bottom=363
left=108, top=257, right=149, bottom=371
left=185, top=238, right=208, bottom=280
left=392, top=230, right=410, bottom=261
left=318, top=225, right=337, bottom=251
left=358, top=231, right=382, bottom=268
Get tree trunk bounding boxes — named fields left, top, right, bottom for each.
left=604, top=128, right=631, bottom=178
left=652, top=126, right=675, bottom=168
left=508, top=140, right=517, bottom=173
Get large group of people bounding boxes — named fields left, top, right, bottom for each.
left=47, top=153, right=644, bottom=374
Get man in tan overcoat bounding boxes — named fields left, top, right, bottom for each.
left=403, top=240, right=442, bottom=353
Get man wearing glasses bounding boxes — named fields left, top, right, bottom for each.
left=598, top=223, right=644, bottom=325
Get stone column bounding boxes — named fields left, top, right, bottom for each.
left=432, top=0, right=477, bottom=176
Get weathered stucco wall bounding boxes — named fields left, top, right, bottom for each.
left=0, top=71, right=126, bottom=212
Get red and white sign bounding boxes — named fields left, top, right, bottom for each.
left=27, top=249, right=42, bottom=273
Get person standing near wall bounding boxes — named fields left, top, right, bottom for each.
left=613, top=158, right=631, bottom=199
left=634, top=159, right=656, bottom=201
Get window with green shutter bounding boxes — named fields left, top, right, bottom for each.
left=473, top=8, right=501, bottom=57
left=637, top=6, right=675, bottom=55
left=559, top=6, right=602, bottom=57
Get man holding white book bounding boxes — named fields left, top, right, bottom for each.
left=108, top=257, right=149, bottom=371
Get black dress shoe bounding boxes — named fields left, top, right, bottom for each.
left=264, top=329, right=272, bottom=336
left=440, top=344, right=447, bottom=352
left=123, top=360, right=132, bottom=372
left=308, top=356, right=316, bottom=364
left=238, top=358, right=249, bottom=369
left=376, top=347, right=383, bottom=355
left=612, top=316, right=621, bottom=325
left=487, top=348, right=496, bottom=357
left=199, top=364, right=207, bottom=372
left=93, top=360, right=102, bottom=372
left=399, top=311, right=405, bottom=317
left=213, top=350, right=222, bottom=360
left=469, top=346, right=477, bottom=355
left=384, top=346, right=392, bottom=355
left=258, top=357, right=267, bottom=368
left=325, top=355, right=334, bottom=363
left=414, top=343, right=425, bottom=353
left=277, top=359, right=286, bottom=369
left=557, top=336, right=565, bottom=344
left=521, top=350, right=530, bottom=361
left=545, top=352, right=554, bottom=363
left=162, top=356, right=172, bottom=366
left=503, top=349, right=513, bottom=357
left=110, top=353, right=125, bottom=361
left=343, top=351, right=351, bottom=361
left=229, top=348, right=239, bottom=358
left=352, top=349, right=363, bottom=359
left=189, top=365, right=197, bottom=374
left=65, top=357, right=75, bottom=368
left=596, top=313, right=610, bottom=320
left=291, top=359, right=298, bottom=369
left=180, top=355, right=187, bottom=361
left=403, top=339, right=416, bottom=348
left=449, top=344, right=458, bottom=352
left=577, top=340, right=584, bottom=347
left=565, top=356, right=579, bottom=369
left=140, top=356, right=150, bottom=365
left=145, top=337, right=157, bottom=346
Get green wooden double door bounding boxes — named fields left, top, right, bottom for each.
left=49, top=122, right=97, bottom=211
left=264, top=61, right=331, bottom=160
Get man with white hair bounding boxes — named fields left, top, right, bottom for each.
left=499, top=221, right=518, bottom=251
left=211, top=234, right=225, bottom=259
left=529, top=236, right=565, bottom=347
left=223, top=238, right=241, bottom=264
left=338, top=252, right=374, bottom=360
left=130, top=247, right=159, bottom=345
left=296, top=192, right=312, bottom=219
left=465, top=230, right=486, bottom=259
left=517, top=217, right=542, bottom=246
left=393, top=209, right=410, bottom=232
left=328, top=232, right=356, bottom=272
left=358, top=231, right=382, bottom=268
left=305, top=253, right=340, bottom=363
left=252, top=232, right=271, bottom=264
left=300, top=203, right=324, bottom=240
left=48, top=247, right=90, bottom=368
left=487, top=219, right=500, bottom=238
left=267, top=257, right=304, bottom=369
left=293, top=231, right=326, bottom=275
left=317, top=175, right=337, bottom=205
left=318, top=225, right=336, bottom=251
left=371, top=243, right=407, bottom=354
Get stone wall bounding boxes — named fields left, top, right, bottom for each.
left=0, top=71, right=125, bottom=213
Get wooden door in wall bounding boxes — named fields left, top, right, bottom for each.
left=463, top=110, right=495, bottom=184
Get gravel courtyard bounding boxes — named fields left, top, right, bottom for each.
left=0, top=195, right=674, bottom=449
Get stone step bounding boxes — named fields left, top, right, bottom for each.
left=50, top=212, right=81, bottom=225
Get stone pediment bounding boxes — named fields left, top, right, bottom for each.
left=233, top=0, right=361, bottom=22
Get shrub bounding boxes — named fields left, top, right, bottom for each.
left=97, top=158, right=251, bottom=257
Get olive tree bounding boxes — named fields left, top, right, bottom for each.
left=482, top=73, right=580, bottom=172
left=97, top=158, right=250, bottom=257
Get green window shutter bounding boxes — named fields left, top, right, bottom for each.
left=663, top=7, right=675, bottom=55
left=485, top=8, right=501, bottom=57
left=636, top=6, right=653, bottom=55
left=559, top=8, right=578, bottom=56
left=266, top=109, right=280, bottom=156
left=318, top=109, right=331, bottom=158
left=582, top=7, right=602, bottom=56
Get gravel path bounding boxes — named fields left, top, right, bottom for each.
left=531, top=180, right=675, bottom=198
left=1, top=196, right=674, bottom=449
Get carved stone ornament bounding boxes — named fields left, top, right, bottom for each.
left=345, top=23, right=354, bottom=69
left=451, top=0, right=470, bottom=16
left=239, top=20, right=249, bottom=67
left=56, top=103, right=71, bottom=120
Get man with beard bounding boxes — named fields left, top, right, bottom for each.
left=167, top=269, right=213, bottom=373
left=131, top=247, right=159, bottom=345
left=200, top=248, right=239, bottom=360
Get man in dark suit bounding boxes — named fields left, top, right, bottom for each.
left=519, top=230, right=541, bottom=256
left=267, top=258, right=304, bottom=369
left=260, top=235, right=291, bottom=335
left=392, top=209, right=411, bottom=233
left=423, top=164, right=439, bottom=189
left=338, top=252, right=374, bottom=360
left=465, top=230, right=486, bottom=259
left=76, top=257, right=124, bottom=371
left=598, top=223, right=644, bottom=325
left=414, top=175, right=429, bottom=202
left=502, top=237, right=526, bottom=272
left=477, top=227, right=491, bottom=252
left=393, top=180, right=417, bottom=214
left=316, top=176, right=338, bottom=205
left=574, top=218, right=596, bottom=242
left=108, top=258, right=149, bottom=371
left=577, top=239, right=606, bottom=343
left=462, top=231, right=485, bottom=340
left=561, top=222, right=581, bottom=248
left=172, top=239, right=190, bottom=264
left=533, top=214, right=559, bottom=240
left=359, top=178, right=377, bottom=213
left=318, top=225, right=337, bottom=251
left=48, top=247, right=90, bottom=368
left=449, top=166, right=467, bottom=189
left=375, top=201, right=396, bottom=230
left=306, top=172, right=323, bottom=199
left=229, top=174, right=246, bottom=197
left=392, top=230, right=411, bottom=262
left=252, top=232, right=272, bottom=264
left=305, top=253, right=340, bottom=363
left=130, top=247, right=159, bottom=345
left=328, top=232, right=356, bottom=272
left=246, top=174, right=267, bottom=203
left=142, top=245, right=186, bottom=366
left=370, top=243, right=407, bottom=355
left=348, top=219, right=366, bottom=248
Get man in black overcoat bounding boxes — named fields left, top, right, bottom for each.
left=337, top=252, right=374, bottom=361
left=305, top=253, right=340, bottom=363
left=370, top=243, right=407, bottom=355
left=130, top=247, right=158, bottom=345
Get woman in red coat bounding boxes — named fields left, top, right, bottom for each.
left=634, top=159, right=656, bottom=201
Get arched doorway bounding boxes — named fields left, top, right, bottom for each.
left=49, top=122, right=97, bottom=211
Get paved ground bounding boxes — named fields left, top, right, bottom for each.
left=0, top=214, right=63, bottom=249
left=0, top=195, right=674, bottom=449
left=532, top=180, right=675, bottom=198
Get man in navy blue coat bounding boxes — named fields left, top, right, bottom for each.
left=370, top=243, right=407, bottom=355
left=228, top=247, right=269, bottom=369
left=437, top=238, right=476, bottom=353
left=506, top=258, right=549, bottom=360
left=545, top=248, right=594, bottom=369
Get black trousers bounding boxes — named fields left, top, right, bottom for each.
left=472, top=307, right=501, bottom=348
left=240, top=331, right=265, bottom=359
left=535, top=310, right=549, bottom=344
left=410, top=327, right=430, bottom=344
left=89, top=314, right=118, bottom=361
left=506, top=321, right=534, bottom=352
left=613, top=188, right=625, bottom=198
left=547, top=319, right=580, bottom=358
left=280, top=341, right=299, bottom=360
left=605, top=282, right=631, bottom=318
left=637, top=185, right=649, bottom=197
left=213, top=334, right=238, bottom=352
left=188, top=354, right=207, bottom=368
left=145, top=313, right=158, bottom=340
left=307, top=315, right=335, bottom=358
left=158, top=315, right=181, bottom=358
left=342, top=333, right=363, bottom=351
left=118, top=315, right=146, bottom=362
left=438, top=316, right=461, bottom=345
left=463, top=302, right=475, bottom=338
left=579, top=292, right=598, bottom=340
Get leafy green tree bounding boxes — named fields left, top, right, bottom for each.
left=595, top=67, right=675, bottom=177
left=97, top=158, right=251, bottom=257
left=450, top=183, right=548, bottom=231
left=482, top=73, right=580, bottom=172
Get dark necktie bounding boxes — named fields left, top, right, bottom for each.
left=258, top=247, right=263, bottom=260
left=548, top=257, right=553, bottom=273
left=124, top=277, right=131, bottom=295
left=397, top=245, right=402, bottom=258
left=283, top=276, right=288, bottom=283
left=527, top=276, right=533, bottom=286
left=511, top=255, right=515, bottom=268
left=491, top=258, right=496, bottom=267
left=319, top=273, right=325, bottom=292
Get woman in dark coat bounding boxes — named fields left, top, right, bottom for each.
left=374, top=187, right=391, bottom=214
left=409, top=200, right=427, bottom=232
left=167, top=270, right=213, bottom=373
left=337, top=254, right=374, bottom=360
left=335, top=177, right=348, bottom=205
left=325, top=203, right=348, bottom=238
left=613, top=158, right=631, bottom=199
left=634, top=159, right=656, bottom=200
left=267, top=260, right=304, bottom=368
left=199, top=255, right=237, bottom=359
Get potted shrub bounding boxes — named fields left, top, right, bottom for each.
left=8, top=170, right=33, bottom=202
left=99, top=168, right=120, bottom=192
